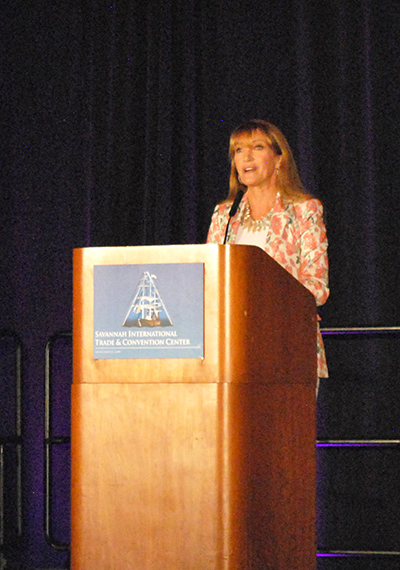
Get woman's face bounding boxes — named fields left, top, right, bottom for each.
left=232, top=129, right=281, bottom=189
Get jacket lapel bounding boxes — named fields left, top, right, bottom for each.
left=264, top=198, right=294, bottom=256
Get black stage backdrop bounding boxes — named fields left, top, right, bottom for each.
left=1, top=0, right=400, bottom=567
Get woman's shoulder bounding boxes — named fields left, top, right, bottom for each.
left=216, top=199, right=233, bottom=210
left=292, top=197, right=324, bottom=217
left=212, top=197, right=241, bottom=217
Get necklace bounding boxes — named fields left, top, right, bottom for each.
left=241, top=194, right=279, bottom=233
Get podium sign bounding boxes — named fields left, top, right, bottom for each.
left=71, top=244, right=317, bottom=570
left=93, top=263, right=204, bottom=359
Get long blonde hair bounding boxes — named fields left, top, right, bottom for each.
left=227, top=119, right=312, bottom=203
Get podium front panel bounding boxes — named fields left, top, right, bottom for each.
left=71, top=244, right=317, bottom=570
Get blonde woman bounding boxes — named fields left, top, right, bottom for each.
left=207, top=119, right=329, bottom=379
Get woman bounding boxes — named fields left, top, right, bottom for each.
left=207, top=119, right=329, bottom=379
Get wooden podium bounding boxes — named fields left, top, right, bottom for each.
left=71, top=244, right=317, bottom=570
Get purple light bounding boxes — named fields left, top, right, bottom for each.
left=317, top=443, right=394, bottom=447
left=317, top=553, right=353, bottom=557
left=317, top=553, right=361, bottom=557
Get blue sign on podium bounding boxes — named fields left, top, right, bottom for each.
left=93, top=263, right=204, bottom=359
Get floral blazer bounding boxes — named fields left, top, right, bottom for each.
left=207, top=193, right=329, bottom=378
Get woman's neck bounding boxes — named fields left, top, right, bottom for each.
left=246, top=185, right=279, bottom=220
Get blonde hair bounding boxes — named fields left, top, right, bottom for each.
left=227, top=119, right=312, bottom=203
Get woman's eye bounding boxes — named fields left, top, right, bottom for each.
left=235, top=147, right=242, bottom=153
left=255, top=145, right=264, bottom=150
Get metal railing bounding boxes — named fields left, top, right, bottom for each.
left=317, top=326, right=400, bottom=559
left=0, top=331, right=23, bottom=560
left=44, top=331, right=72, bottom=552
left=43, top=325, right=400, bottom=560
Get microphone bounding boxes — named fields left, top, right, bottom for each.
left=223, top=189, right=245, bottom=244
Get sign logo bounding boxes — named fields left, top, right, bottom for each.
left=123, top=272, right=173, bottom=328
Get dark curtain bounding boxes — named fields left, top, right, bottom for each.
left=1, top=0, right=400, bottom=566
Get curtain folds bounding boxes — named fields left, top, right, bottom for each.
left=2, top=0, right=400, bottom=565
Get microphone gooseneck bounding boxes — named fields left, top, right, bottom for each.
left=223, top=189, right=245, bottom=244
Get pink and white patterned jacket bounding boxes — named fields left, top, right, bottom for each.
left=206, top=193, right=329, bottom=378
